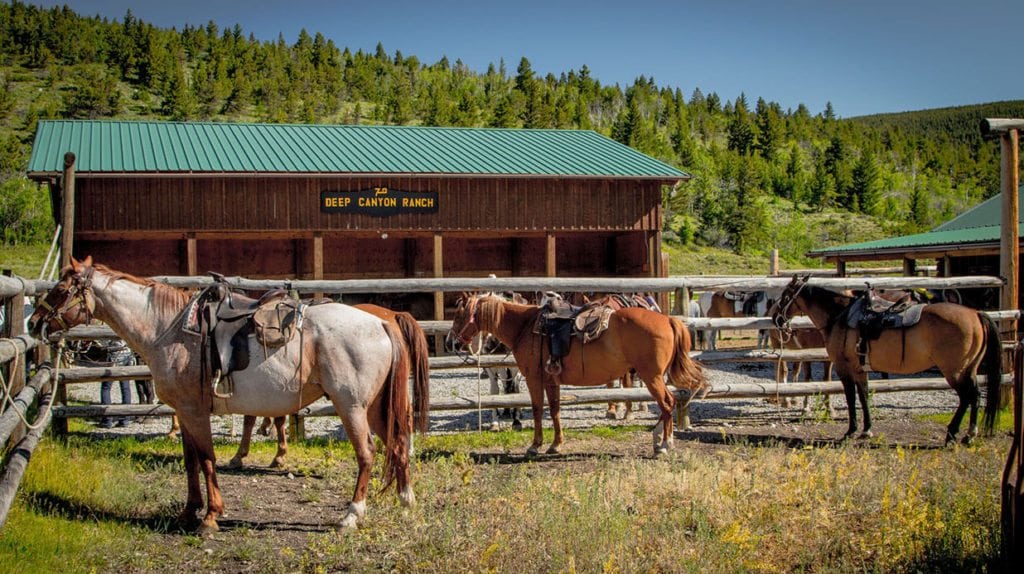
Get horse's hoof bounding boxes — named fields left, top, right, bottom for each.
left=197, top=519, right=220, bottom=537
left=269, top=458, right=284, bottom=468
left=526, top=446, right=540, bottom=457
left=546, top=445, right=561, bottom=455
left=338, top=514, right=359, bottom=531
left=623, top=412, right=634, bottom=421
left=961, top=435, right=974, bottom=446
left=654, top=446, right=668, bottom=457
left=858, top=431, right=873, bottom=440
left=227, top=457, right=243, bottom=469
left=605, top=411, right=618, bottom=420
left=511, top=421, right=523, bottom=432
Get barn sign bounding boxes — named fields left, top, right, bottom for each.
left=321, top=187, right=439, bottom=216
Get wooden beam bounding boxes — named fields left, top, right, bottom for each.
left=185, top=235, right=198, bottom=276
left=999, top=128, right=1020, bottom=335
left=546, top=233, right=556, bottom=277
left=60, top=152, right=75, bottom=267
left=433, top=233, right=444, bottom=353
left=902, top=258, right=917, bottom=277
left=983, top=118, right=1024, bottom=135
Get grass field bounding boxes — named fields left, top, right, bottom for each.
left=0, top=424, right=1009, bottom=573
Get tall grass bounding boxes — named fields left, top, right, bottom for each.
left=0, top=428, right=1006, bottom=573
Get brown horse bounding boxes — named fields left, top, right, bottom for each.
left=765, top=303, right=835, bottom=416
left=30, top=257, right=426, bottom=533
left=700, top=290, right=774, bottom=350
left=229, top=303, right=431, bottom=469
left=447, top=294, right=706, bottom=456
left=771, top=275, right=1002, bottom=444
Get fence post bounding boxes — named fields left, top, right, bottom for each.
left=2, top=270, right=27, bottom=447
left=674, top=286, right=692, bottom=431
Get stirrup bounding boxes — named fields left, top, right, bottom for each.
left=211, top=369, right=234, bottom=399
left=544, top=359, right=563, bottom=376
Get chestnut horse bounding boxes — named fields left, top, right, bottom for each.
left=700, top=291, right=774, bottom=350
left=30, top=257, right=426, bottom=533
left=771, top=275, right=1002, bottom=444
left=447, top=294, right=706, bottom=456
left=765, top=299, right=834, bottom=416
left=229, top=303, right=431, bottom=469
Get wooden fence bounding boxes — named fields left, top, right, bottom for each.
left=0, top=271, right=1017, bottom=528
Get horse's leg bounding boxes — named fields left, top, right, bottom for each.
left=228, top=415, right=258, bottom=469
left=180, top=413, right=223, bottom=533
left=177, top=424, right=203, bottom=527
left=945, top=375, right=979, bottom=445
left=258, top=416, right=273, bottom=436
left=168, top=414, right=180, bottom=440
left=642, top=376, right=676, bottom=456
left=544, top=381, right=563, bottom=455
left=605, top=379, right=619, bottom=420
left=506, top=372, right=523, bottom=431
left=488, top=369, right=502, bottom=430
left=336, top=406, right=375, bottom=529
left=855, top=376, right=873, bottom=439
left=840, top=376, right=859, bottom=440
left=270, top=415, right=288, bottom=467
left=526, top=378, right=546, bottom=456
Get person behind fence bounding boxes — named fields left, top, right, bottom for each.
left=73, top=339, right=137, bottom=428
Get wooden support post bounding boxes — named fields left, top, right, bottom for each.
left=769, top=249, right=780, bottom=276
left=433, top=233, right=445, bottom=354
left=835, top=259, right=847, bottom=278
left=312, top=233, right=324, bottom=300
left=999, top=129, right=1020, bottom=337
left=903, top=258, right=917, bottom=277
left=186, top=235, right=198, bottom=276
left=545, top=233, right=556, bottom=277
left=60, top=153, right=75, bottom=268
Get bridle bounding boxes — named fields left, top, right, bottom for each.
left=771, top=277, right=809, bottom=344
left=36, top=265, right=96, bottom=337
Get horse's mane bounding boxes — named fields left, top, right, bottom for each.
left=475, top=294, right=535, bottom=333
left=93, top=264, right=195, bottom=316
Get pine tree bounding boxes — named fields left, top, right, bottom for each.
left=850, top=152, right=881, bottom=215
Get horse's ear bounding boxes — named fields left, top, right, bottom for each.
left=82, top=255, right=93, bottom=267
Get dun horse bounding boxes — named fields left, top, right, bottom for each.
left=30, top=257, right=428, bottom=533
left=229, top=303, right=431, bottom=469
left=447, top=293, right=706, bottom=456
left=771, top=275, right=1002, bottom=443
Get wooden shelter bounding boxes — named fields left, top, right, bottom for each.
left=26, top=120, right=687, bottom=319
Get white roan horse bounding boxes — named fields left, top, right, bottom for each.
left=30, top=257, right=425, bottom=534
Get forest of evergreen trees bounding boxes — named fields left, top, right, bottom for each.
left=1, top=0, right=1022, bottom=260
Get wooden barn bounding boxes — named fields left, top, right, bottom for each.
left=26, top=120, right=687, bottom=318
left=806, top=185, right=1024, bottom=311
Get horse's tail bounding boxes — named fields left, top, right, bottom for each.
left=394, top=311, right=431, bottom=433
left=380, top=321, right=413, bottom=493
left=979, top=311, right=1003, bottom=434
left=668, top=317, right=707, bottom=396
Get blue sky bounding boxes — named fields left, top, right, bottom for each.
left=35, top=0, right=1024, bottom=118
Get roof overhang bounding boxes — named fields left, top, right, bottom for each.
left=807, top=240, right=1005, bottom=263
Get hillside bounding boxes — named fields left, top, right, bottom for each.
left=0, top=0, right=1020, bottom=269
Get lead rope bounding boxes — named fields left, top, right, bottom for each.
left=0, top=337, right=63, bottom=431
left=468, top=333, right=484, bottom=431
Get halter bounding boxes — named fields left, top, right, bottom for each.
left=451, top=295, right=482, bottom=345
left=37, top=265, right=96, bottom=336
left=771, top=277, right=809, bottom=344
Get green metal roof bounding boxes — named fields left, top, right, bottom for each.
left=811, top=187, right=1023, bottom=256
left=27, top=120, right=688, bottom=180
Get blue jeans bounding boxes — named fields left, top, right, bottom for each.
left=100, top=380, right=132, bottom=426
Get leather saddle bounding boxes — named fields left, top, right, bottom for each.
left=844, top=289, right=926, bottom=362
left=533, top=295, right=614, bottom=374
left=196, top=273, right=304, bottom=396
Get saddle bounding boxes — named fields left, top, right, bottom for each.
left=722, top=290, right=764, bottom=316
left=533, top=295, right=614, bottom=374
left=193, top=273, right=306, bottom=397
left=844, top=288, right=926, bottom=362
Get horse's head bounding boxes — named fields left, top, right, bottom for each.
left=445, top=293, right=483, bottom=352
left=29, top=255, right=97, bottom=340
left=770, top=274, right=811, bottom=332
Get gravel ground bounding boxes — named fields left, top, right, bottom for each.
left=65, top=357, right=961, bottom=442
